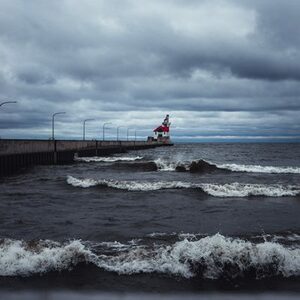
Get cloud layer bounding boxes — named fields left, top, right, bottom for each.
left=0, top=0, right=299, bottom=141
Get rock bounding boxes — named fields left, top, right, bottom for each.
left=189, top=160, right=218, bottom=173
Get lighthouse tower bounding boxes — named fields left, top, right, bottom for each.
left=152, top=114, right=171, bottom=143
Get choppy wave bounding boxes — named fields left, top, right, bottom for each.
left=216, top=163, right=300, bottom=174
left=154, top=158, right=184, bottom=171
left=153, top=158, right=300, bottom=174
left=75, top=156, right=143, bottom=163
left=154, top=158, right=300, bottom=174
left=0, top=239, right=93, bottom=276
left=75, top=155, right=300, bottom=174
left=66, top=176, right=191, bottom=191
left=200, top=183, right=300, bottom=197
left=66, top=176, right=300, bottom=197
left=2, top=234, right=300, bottom=279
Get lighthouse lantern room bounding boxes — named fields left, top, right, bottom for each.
left=151, top=114, right=171, bottom=143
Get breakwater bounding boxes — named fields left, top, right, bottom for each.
left=0, top=139, right=172, bottom=176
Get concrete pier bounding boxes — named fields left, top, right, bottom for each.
left=0, top=139, right=172, bottom=177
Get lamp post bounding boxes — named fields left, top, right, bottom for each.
left=0, top=101, right=17, bottom=108
left=102, top=122, right=112, bottom=141
left=52, top=112, right=66, bottom=140
left=134, top=129, right=137, bottom=149
left=83, top=118, right=94, bottom=141
left=127, top=128, right=131, bottom=141
left=117, top=126, right=123, bottom=141
left=0, top=101, right=17, bottom=139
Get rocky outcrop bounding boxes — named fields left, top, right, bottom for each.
left=189, top=160, right=218, bottom=173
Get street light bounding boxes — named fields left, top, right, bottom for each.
left=103, top=122, right=112, bottom=141
left=0, top=101, right=17, bottom=107
left=127, top=128, right=131, bottom=141
left=52, top=112, right=66, bottom=140
left=83, top=119, right=94, bottom=141
left=117, top=126, right=124, bottom=141
left=0, top=100, right=17, bottom=139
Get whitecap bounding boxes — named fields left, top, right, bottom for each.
left=216, top=163, right=300, bottom=174
left=66, top=176, right=192, bottom=191
left=153, top=158, right=178, bottom=171
left=66, top=175, right=98, bottom=188
left=75, top=156, right=143, bottom=163
left=2, top=234, right=300, bottom=279
left=200, top=182, right=300, bottom=197
left=93, top=233, right=300, bottom=279
left=154, top=158, right=300, bottom=174
left=66, top=176, right=300, bottom=197
left=0, top=239, right=93, bottom=276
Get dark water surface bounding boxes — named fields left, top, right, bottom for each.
left=0, top=143, right=300, bottom=297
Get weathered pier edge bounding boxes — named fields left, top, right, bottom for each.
left=0, top=139, right=173, bottom=177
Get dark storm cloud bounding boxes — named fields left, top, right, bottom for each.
left=0, top=0, right=299, bottom=140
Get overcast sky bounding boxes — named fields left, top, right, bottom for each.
left=0, top=0, right=299, bottom=141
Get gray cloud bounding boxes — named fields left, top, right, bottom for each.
left=0, top=0, right=299, bottom=141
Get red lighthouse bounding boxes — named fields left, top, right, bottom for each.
left=151, top=114, right=171, bottom=144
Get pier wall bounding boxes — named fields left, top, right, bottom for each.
left=0, top=139, right=170, bottom=177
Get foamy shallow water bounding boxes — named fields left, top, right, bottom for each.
left=1, top=233, right=300, bottom=279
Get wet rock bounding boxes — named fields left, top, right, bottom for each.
left=189, top=160, right=218, bottom=173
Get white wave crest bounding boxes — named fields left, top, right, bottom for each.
left=154, top=158, right=178, bottom=171
left=66, top=176, right=300, bottom=197
left=201, top=183, right=300, bottom=197
left=75, top=156, right=143, bottom=163
left=66, top=176, right=191, bottom=191
left=67, top=176, right=98, bottom=188
left=0, top=239, right=93, bottom=276
left=216, top=163, right=300, bottom=174
left=153, top=158, right=300, bottom=174
left=107, top=181, right=192, bottom=191
left=91, top=234, right=300, bottom=279
left=1, top=234, right=300, bottom=279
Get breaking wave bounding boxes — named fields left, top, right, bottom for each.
left=66, top=176, right=191, bottom=191
left=74, top=156, right=143, bottom=163
left=200, top=183, right=300, bottom=197
left=1, top=234, right=300, bottom=279
left=0, top=239, right=93, bottom=276
left=66, top=176, right=300, bottom=197
left=153, top=158, right=300, bottom=174
left=216, top=163, right=300, bottom=174
left=154, top=158, right=184, bottom=171
left=74, top=156, right=300, bottom=174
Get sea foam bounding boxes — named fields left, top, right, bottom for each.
left=74, top=156, right=143, bottom=163
left=0, top=239, right=93, bottom=276
left=216, top=163, right=300, bottom=174
left=154, top=158, right=181, bottom=171
left=93, top=233, right=300, bottom=279
left=152, top=158, right=300, bottom=174
left=66, top=176, right=300, bottom=197
left=1, top=234, right=300, bottom=279
left=200, top=182, right=300, bottom=197
left=66, top=176, right=191, bottom=191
